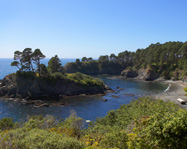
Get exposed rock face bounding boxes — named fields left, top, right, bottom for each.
left=121, top=69, right=138, bottom=78
left=121, top=68, right=159, bottom=81
left=0, top=73, right=109, bottom=100
left=138, top=68, right=159, bottom=81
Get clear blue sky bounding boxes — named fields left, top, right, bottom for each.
left=1, top=0, right=187, bottom=58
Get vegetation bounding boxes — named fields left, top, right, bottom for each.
left=67, top=72, right=104, bottom=87
left=184, top=85, right=187, bottom=96
left=47, top=55, right=62, bottom=74
left=65, top=41, right=187, bottom=79
left=11, top=48, right=45, bottom=73
left=0, top=97, right=186, bottom=148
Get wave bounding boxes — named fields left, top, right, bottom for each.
left=164, top=84, right=171, bottom=92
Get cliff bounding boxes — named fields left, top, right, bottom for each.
left=0, top=72, right=109, bottom=100
left=121, top=67, right=159, bottom=81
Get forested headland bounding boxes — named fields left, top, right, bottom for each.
left=64, top=41, right=187, bottom=81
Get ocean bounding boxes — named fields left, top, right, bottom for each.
left=0, top=58, right=168, bottom=122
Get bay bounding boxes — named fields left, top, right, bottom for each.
left=0, top=58, right=168, bottom=122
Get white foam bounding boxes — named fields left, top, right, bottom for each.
left=164, top=84, right=171, bottom=92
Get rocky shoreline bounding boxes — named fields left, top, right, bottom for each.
left=152, top=80, right=187, bottom=109
left=0, top=92, right=109, bottom=108
left=107, top=75, right=187, bottom=109
left=0, top=73, right=111, bottom=102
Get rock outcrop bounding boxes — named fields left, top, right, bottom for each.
left=137, top=68, right=159, bottom=81
left=0, top=73, right=109, bottom=100
left=121, top=69, right=138, bottom=78
left=121, top=67, right=159, bottom=81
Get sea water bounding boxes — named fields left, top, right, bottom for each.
left=0, top=58, right=168, bottom=122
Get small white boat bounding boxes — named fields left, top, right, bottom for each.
left=177, top=98, right=186, bottom=104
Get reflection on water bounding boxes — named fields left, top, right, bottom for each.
left=0, top=76, right=168, bottom=122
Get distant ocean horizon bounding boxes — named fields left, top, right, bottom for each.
left=0, top=58, right=76, bottom=79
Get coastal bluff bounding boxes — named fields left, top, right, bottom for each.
left=0, top=72, right=109, bottom=100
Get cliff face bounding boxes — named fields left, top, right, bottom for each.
left=0, top=73, right=108, bottom=100
left=137, top=68, right=159, bottom=81
left=121, top=69, right=138, bottom=78
left=121, top=68, right=159, bottom=81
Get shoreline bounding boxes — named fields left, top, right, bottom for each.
left=151, top=80, right=187, bottom=109
left=107, top=75, right=187, bottom=109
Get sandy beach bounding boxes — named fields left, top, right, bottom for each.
left=152, top=80, right=187, bottom=109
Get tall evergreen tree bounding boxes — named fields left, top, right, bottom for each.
left=47, top=55, right=62, bottom=74
left=21, top=48, right=33, bottom=71
left=32, top=49, right=45, bottom=75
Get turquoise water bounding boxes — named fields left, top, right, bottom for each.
left=0, top=58, right=168, bottom=122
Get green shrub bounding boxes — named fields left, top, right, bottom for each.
left=24, top=115, right=57, bottom=129
left=67, top=72, right=104, bottom=87
left=16, top=71, right=36, bottom=79
left=0, top=128, right=85, bottom=149
left=0, top=117, right=14, bottom=130
left=50, top=72, right=67, bottom=79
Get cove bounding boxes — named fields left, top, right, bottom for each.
left=0, top=76, right=168, bottom=122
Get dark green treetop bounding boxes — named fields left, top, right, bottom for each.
left=47, top=55, right=62, bottom=74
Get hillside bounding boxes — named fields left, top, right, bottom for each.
left=64, top=41, right=187, bottom=81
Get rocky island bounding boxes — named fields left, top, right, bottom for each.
left=0, top=49, right=109, bottom=101
left=0, top=71, right=109, bottom=100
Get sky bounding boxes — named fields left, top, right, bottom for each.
left=1, top=0, right=187, bottom=58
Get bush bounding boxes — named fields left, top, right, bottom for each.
left=24, top=115, right=57, bottom=129
left=67, top=72, right=104, bottom=87
left=0, top=117, right=14, bottom=130
left=50, top=72, right=67, bottom=79
left=0, top=128, right=85, bottom=149
left=16, top=71, right=36, bottom=79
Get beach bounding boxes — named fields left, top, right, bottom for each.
left=153, top=80, right=187, bottom=109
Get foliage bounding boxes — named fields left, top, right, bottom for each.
left=16, top=71, right=36, bottom=79
left=11, top=48, right=45, bottom=73
left=64, top=60, right=124, bottom=75
left=0, top=97, right=187, bottom=148
left=39, top=63, right=48, bottom=77
left=184, top=85, right=187, bottom=96
left=32, top=49, right=46, bottom=75
left=24, top=115, right=57, bottom=129
left=0, top=117, right=14, bottom=130
left=56, top=111, right=84, bottom=139
left=65, top=41, right=187, bottom=78
left=0, top=128, right=85, bottom=149
left=47, top=55, right=62, bottom=74
left=67, top=72, right=104, bottom=87
left=84, top=97, right=187, bottom=148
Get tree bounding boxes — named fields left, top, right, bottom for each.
left=98, top=55, right=109, bottom=62
left=76, top=59, right=80, bottom=63
left=21, top=48, right=33, bottom=72
left=47, top=55, right=62, bottom=74
left=184, top=60, right=187, bottom=75
left=11, top=48, right=45, bottom=73
left=40, top=64, right=48, bottom=77
left=87, top=57, right=93, bottom=62
left=11, top=51, right=23, bottom=71
left=32, top=49, right=46, bottom=75
left=110, top=54, right=117, bottom=62
left=81, top=57, right=87, bottom=62
left=11, top=61, right=20, bottom=69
